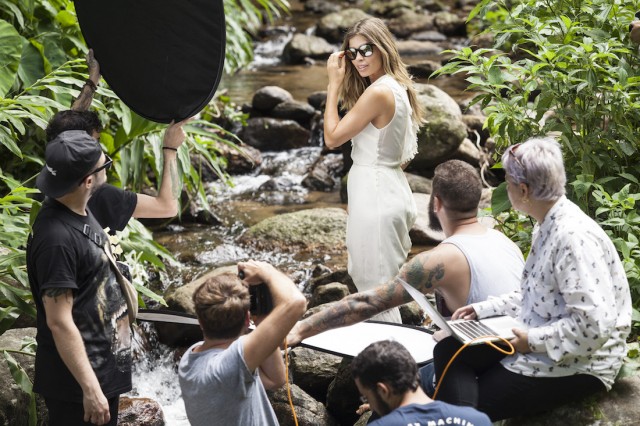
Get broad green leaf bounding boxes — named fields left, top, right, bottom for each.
left=55, top=10, right=76, bottom=28
left=16, top=38, right=45, bottom=89
left=0, top=19, right=23, bottom=97
left=2, top=351, right=33, bottom=393
left=491, top=182, right=512, bottom=215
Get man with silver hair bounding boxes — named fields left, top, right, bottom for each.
left=433, top=136, right=632, bottom=421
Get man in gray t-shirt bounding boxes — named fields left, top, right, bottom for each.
left=178, top=262, right=307, bottom=426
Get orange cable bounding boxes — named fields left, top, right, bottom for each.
left=283, top=339, right=299, bottom=426
left=432, top=335, right=515, bottom=400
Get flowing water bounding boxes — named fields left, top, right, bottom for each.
left=127, top=2, right=470, bottom=423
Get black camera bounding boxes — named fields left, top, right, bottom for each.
left=249, top=283, right=273, bottom=315
left=238, top=269, right=273, bottom=315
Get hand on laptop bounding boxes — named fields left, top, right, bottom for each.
left=451, top=305, right=477, bottom=321
left=432, top=329, right=451, bottom=342
left=510, top=328, right=531, bottom=353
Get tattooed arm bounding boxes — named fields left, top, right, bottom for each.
left=133, top=119, right=188, bottom=218
left=287, top=280, right=410, bottom=346
left=287, top=252, right=449, bottom=345
left=43, top=288, right=111, bottom=425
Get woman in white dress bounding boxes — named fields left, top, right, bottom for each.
left=323, top=17, right=425, bottom=323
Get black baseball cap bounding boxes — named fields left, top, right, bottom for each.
left=36, top=130, right=102, bottom=198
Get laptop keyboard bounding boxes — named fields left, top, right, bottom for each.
left=451, top=321, right=496, bottom=340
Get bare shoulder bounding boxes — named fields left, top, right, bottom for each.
left=362, top=83, right=394, bottom=105
left=435, top=242, right=467, bottom=261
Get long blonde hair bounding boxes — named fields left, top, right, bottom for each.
left=339, top=17, right=425, bottom=125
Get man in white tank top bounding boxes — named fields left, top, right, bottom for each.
left=287, top=160, right=524, bottom=346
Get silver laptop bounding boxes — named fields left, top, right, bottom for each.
left=397, top=278, right=525, bottom=344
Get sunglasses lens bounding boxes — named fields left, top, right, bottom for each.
left=361, top=44, right=373, bottom=57
left=345, top=48, right=357, bottom=60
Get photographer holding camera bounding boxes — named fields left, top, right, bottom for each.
left=178, top=260, right=307, bottom=426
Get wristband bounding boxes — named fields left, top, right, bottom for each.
left=85, top=79, right=98, bottom=91
left=162, top=146, right=178, bottom=151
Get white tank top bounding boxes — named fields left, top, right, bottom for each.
left=442, top=228, right=524, bottom=304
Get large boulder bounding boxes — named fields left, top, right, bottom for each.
left=310, top=282, right=351, bottom=308
left=410, top=193, right=446, bottom=245
left=118, top=397, right=165, bottom=425
left=192, top=142, right=261, bottom=181
left=239, top=117, right=311, bottom=151
left=364, top=0, right=414, bottom=18
left=238, top=208, right=347, bottom=255
left=407, top=60, right=442, bottom=79
left=252, top=86, right=294, bottom=112
left=303, top=0, right=341, bottom=15
left=316, top=9, right=371, bottom=44
left=433, top=11, right=467, bottom=36
left=302, top=153, right=343, bottom=192
left=396, top=40, right=443, bottom=57
left=326, top=358, right=361, bottom=426
left=271, top=100, right=317, bottom=128
left=405, top=172, right=433, bottom=194
left=270, top=383, right=338, bottom=426
left=387, top=9, right=435, bottom=38
left=409, top=84, right=468, bottom=172
left=282, top=34, right=334, bottom=65
left=289, top=347, right=343, bottom=403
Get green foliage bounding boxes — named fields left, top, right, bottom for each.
left=224, top=0, right=290, bottom=72
left=618, top=341, right=640, bottom=378
left=591, top=182, right=640, bottom=308
left=434, top=0, right=640, bottom=335
left=0, top=180, right=38, bottom=335
left=1, top=337, right=37, bottom=426
left=435, top=0, right=640, bottom=208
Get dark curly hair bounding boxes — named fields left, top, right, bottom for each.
left=351, top=340, right=419, bottom=394
left=46, top=110, right=103, bottom=141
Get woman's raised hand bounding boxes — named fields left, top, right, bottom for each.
left=326, top=51, right=346, bottom=88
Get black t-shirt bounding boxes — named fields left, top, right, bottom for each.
left=27, top=185, right=137, bottom=402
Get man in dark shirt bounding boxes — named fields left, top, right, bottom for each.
left=27, top=51, right=186, bottom=425
left=351, top=340, right=491, bottom=426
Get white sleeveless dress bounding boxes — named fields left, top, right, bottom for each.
left=346, top=75, right=418, bottom=323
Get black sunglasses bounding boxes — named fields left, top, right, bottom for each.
left=345, top=43, right=374, bottom=60
left=79, top=154, right=112, bottom=184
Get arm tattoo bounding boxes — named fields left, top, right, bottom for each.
left=43, top=288, right=72, bottom=303
left=425, top=263, right=445, bottom=289
left=303, top=286, right=395, bottom=335
left=405, top=256, right=426, bottom=285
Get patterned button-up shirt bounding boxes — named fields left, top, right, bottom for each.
left=473, top=196, right=631, bottom=389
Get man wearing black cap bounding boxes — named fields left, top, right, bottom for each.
left=27, top=122, right=184, bottom=425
